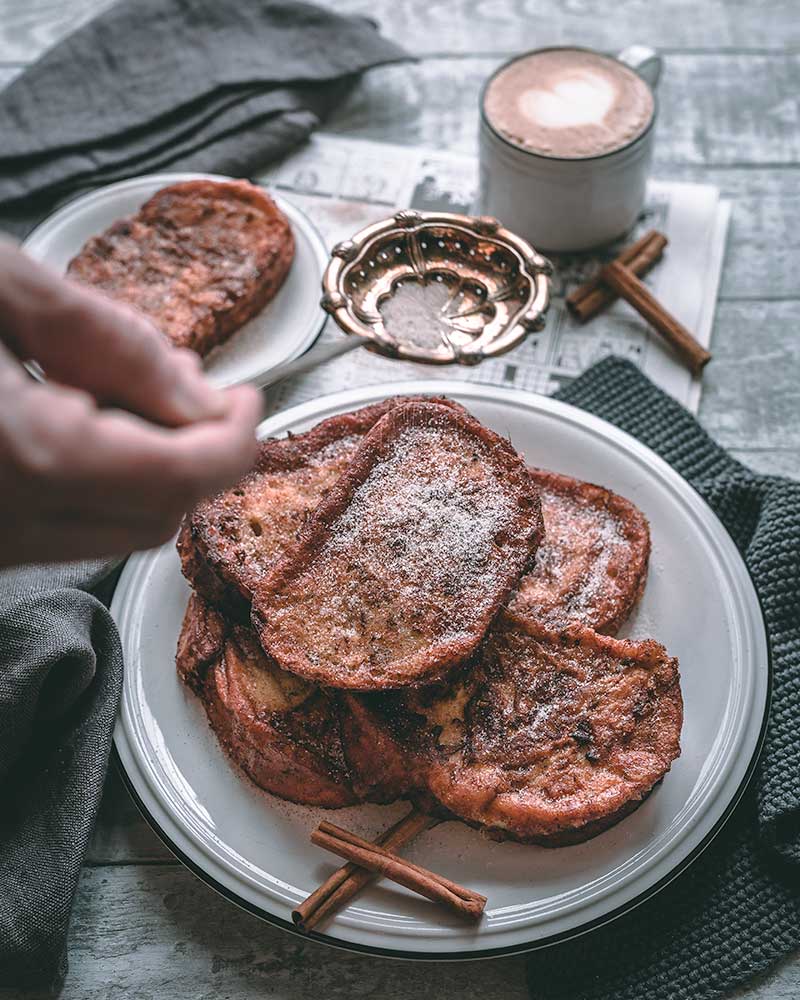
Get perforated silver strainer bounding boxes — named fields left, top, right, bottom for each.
left=254, top=209, right=552, bottom=397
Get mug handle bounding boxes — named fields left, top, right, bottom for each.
left=617, top=45, right=662, bottom=90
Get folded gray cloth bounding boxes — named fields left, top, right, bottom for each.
left=0, top=0, right=407, bottom=237
left=527, top=358, right=800, bottom=1000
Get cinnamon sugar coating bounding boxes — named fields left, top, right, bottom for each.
left=342, top=612, right=682, bottom=844
left=509, top=468, right=651, bottom=634
left=251, top=402, right=544, bottom=690
left=67, top=179, right=294, bottom=356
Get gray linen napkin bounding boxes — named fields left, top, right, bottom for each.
left=0, top=0, right=408, bottom=237
left=0, top=559, right=123, bottom=991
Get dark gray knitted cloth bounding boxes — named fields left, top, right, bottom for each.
left=0, top=0, right=407, bottom=237
left=528, top=357, right=800, bottom=1000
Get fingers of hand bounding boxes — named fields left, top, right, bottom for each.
left=1, top=382, right=261, bottom=533
left=0, top=512, right=184, bottom=567
left=0, top=243, right=228, bottom=426
left=60, top=293, right=230, bottom=426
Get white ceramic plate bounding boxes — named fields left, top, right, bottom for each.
left=112, top=380, right=770, bottom=959
left=23, top=172, right=328, bottom=388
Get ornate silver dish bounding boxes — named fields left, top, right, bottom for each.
left=252, top=210, right=551, bottom=400
left=321, top=209, right=551, bottom=364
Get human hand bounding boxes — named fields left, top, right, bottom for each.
left=0, top=240, right=261, bottom=566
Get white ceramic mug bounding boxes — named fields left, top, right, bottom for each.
left=478, top=46, right=662, bottom=253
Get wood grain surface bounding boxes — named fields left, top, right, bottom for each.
left=1, top=0, right=798, bottom=997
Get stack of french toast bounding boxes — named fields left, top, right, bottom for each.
left=176, top=396, right=682, bottom=846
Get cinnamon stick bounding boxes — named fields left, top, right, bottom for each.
left=567, top=230, right=668, bottom=322
left=293, top=809, right=434, bottom=932
left=599, top=259, right=712, bottom=376
left=309, top=821, right=486, bottom=923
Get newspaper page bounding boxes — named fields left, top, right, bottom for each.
left=259, top=134, right=730, bottom=416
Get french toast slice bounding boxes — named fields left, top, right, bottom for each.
left=341, top=612, right=682, bottom=844
left=67, top=179, right=294, bottom=356
left=251, top=401, right=544, bottom=690
left=176, top=594, right=356, bottom=808
left=509, top=469, right=651, bottom=634
left=177, top=595, right=681, bottom=839
left=177, top=397, right=465, bottom=621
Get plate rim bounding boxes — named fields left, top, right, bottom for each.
left=21, top=171, right=329, bottom=386
left=111, top=378, right=772, bottom=960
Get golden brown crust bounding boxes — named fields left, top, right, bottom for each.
left=251, top=402, right=545, bottom=691
left=176, top=593, right=227, bottom=693
left=177, top=397, right=466, bottom=622
left=177, top=597, right=682, bottom=840
left=342, top=612, right=682, bottom=844
left=67, top=179, right=294, bottom=356
left=510, top=468, right=651, bottom=634
left=176, top=594, right=357, bottom=808
left=176, top=402, right=674, bottom=843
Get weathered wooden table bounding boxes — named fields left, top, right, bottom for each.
left=1, top=2, right=798, bottom=997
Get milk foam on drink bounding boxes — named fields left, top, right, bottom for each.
left=484, top=49, right=654, bottom=159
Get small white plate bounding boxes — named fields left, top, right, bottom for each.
left=23, top=172, right=328, bottom=388
left=112, top=381, right=770, bottom=959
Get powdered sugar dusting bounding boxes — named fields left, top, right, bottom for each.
left=331, top=425, right=517, bottom=613
left=510, top=478, right=647, bottom=631
left=264, top=411, right=537, bottom=681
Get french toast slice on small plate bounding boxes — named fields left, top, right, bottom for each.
left=112, top=380, right=768, bottom=959
left=66, top=179, right=296, bottom=358
left=23, top=172, right=328, bottom=387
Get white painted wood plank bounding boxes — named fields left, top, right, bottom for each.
left=729, top=955, right=800, bottom=1000
left=700, top=299, right=800, bottom=470
left=728, top=448, right=800, bottom=480
left=1, top=865, right=529, bottom=1000
left=87, top=764, right=173, bottom=863
left=0, top=0, right=114, bottom=64
left=0, top=64, right=21, bottom=87
left=340, top=0, right=800, bottom=55
left=682, top=167, right=800, bottom=302
left=1, top=863, right=797, bottom=1000
left=0, top=0, right=799, bottom=66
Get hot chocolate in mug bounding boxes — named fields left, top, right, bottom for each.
left=478, top=45, right=662, bottom=252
